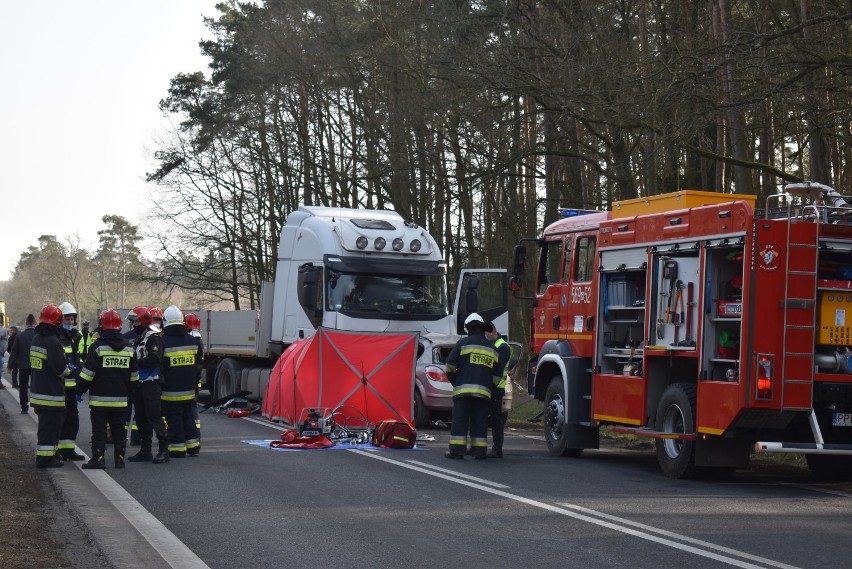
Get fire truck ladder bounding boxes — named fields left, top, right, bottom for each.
left=779, top=219, right=818, bottom=412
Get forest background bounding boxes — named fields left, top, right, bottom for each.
left=0, top=0, right=849, bottom=346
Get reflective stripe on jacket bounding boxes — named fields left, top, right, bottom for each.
left=161, top=326, right=203, bottom=402
left=445, top=332, right=499, bottom=401
left=78, top=331, right=138, bottom=408
left=29, top=324, right=71, bottom=409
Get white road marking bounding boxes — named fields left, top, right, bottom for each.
left=560, top=503, right=800, bottom=569
left=351, top=449, right=801, bottom=569
left=78, top=469, right=211, bottom=569
left=404, top=459, right=511, bottom=489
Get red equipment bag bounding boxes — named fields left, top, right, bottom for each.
left=270, top=430, right=334, bottom=449
left=371, top=420, right=416, bottom=449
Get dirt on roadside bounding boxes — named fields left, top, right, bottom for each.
left=0, top=404, right=111, bottom=569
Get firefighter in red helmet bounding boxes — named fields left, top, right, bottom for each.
left=77, top=310, right=138, bottom=469
left=30, top=304, right=74, bottom=468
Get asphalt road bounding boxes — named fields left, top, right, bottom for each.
left=5, top=386, right=852, bottom=569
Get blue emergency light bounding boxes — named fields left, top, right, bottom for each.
left=559, top=208, right=596, bottom=218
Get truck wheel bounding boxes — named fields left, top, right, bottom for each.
left=414, top=390, right=431, bottom=428
left=655, top=383, right=698, bottom=479
left=215, top=359, right=245, bottom=399
left=544, top=377, right=583, bottom=457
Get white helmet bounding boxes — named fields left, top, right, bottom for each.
left=163, top=305, right=185, bottom=327
left=464, top=312, right=484, bottom=327
left=58, top=302, right=77, bottom=316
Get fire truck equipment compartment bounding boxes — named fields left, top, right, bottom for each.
left=611, top=190, right=757, bottom=219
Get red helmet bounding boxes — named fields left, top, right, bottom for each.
left=148, top=306, right=164, bottom=321
left=184, top=313, right=201, bottom=331
left=99, top=309, right=122, bottom=331
left=128, top=306, right=153, bottom=327
left=39, top=304, right=63, bottom=327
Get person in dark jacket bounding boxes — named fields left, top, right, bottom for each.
left=160, top=305, right=203, bottom=458
left=126, top=306, right=170, bottom=464
left=11, top=314, right=37, bottom=413
left=6, top=325, right=19, bottom=388
left=444, top=313, right=502, bottom=459
left=30, top=305, right=73, bottom=468
left=77, top=310, right=138, bottom=469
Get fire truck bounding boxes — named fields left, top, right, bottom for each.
left=511, top=182, right=852, bottom=478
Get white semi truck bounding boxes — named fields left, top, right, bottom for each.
left=191, top=206, right=512, bottom=424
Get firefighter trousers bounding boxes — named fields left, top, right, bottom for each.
left=134, top=382, right=168, bottom=449
left=36, top=408, right=66, bottom=466
left=162, top=400, right=200, bottom=456
left=90, top=407, right=127, bottom=446
left=449, top=396, right=490, bottom=458
left=58, top=392, right=79, bottom=455
left=489, top=396, right=505, bottom=451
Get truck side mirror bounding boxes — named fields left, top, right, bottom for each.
left=298, top=265, right=320, bottom=311
left=465, top=275, right=479, bottom=313
left=511, top=245, right=527, bottom=276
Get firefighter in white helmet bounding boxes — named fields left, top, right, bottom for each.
left=56, top=301, right=85, bottom=461
left=159, top=305, right=204, bottom=457
left=444, top=313, right=502, bottom=459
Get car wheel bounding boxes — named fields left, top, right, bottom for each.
left=414, top=390, right=431, bottom=428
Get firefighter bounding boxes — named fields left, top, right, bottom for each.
left=148, top=306, right=164, bottom=332
left=77, top=320, right=95, bottom=359
left=444, top=313, right=501, bottom=459
left=56, top=301, right=85, bottom=461
left=29, top=304, right=73, bottom=468
left=184, top=312, right=204, bottom=439
left=10, top=314, right=36, bottom=413
left=484, top=322, right=510, bottom=459
left=160, top=305, right=203, bottom=458
left=77, top=310, right=138, bottom=469
left=126, top=306, right=170, bottom=464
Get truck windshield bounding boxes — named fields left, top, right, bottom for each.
left=326, top=271, right=449, bottom=319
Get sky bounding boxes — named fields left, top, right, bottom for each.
left=0, top=1, right=222, bottom=281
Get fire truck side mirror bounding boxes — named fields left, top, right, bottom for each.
left=511, top=245, right=527, bottom=276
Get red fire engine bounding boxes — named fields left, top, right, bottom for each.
left=511, top=182, right=852, bottom=478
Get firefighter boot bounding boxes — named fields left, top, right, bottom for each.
left=487, top=446, right=503, bottom=459
left=82, top=445, right=106, bottom=470
left=60, top=447, right=86, bottom=461
left=152, top=442, right=170, bottom=464
left=114, top=441, right=126, bottom=469
left=127, top=442, right=153, bottom=463
left=35, top=455, right=64, bottom=469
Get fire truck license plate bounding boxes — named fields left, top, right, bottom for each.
left=832, top=413, right=852, bottom=427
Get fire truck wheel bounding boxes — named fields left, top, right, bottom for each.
left=654, top=383, right=698, bottom=479
left=544, top=377, right=583, bottom=458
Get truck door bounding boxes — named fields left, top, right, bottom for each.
left=454, top=269, right=509, bottom=336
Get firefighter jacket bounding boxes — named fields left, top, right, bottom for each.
left=160, top=325, right=203, bottom=403
left=77, top=330, right=95, bottom=359
left=445, top=331, right=501, bottom=401
left=58, top=327, right=82, bottom=390
left=29, top=324, right=73, bottom=409
left=133, top=326, right=163, bottom=382
left=78, top=330, right=138, bottom=409
left=493, top=337, right=511, bottom=392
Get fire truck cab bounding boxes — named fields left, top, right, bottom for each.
left=512, top=183, right=852, bottom=478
